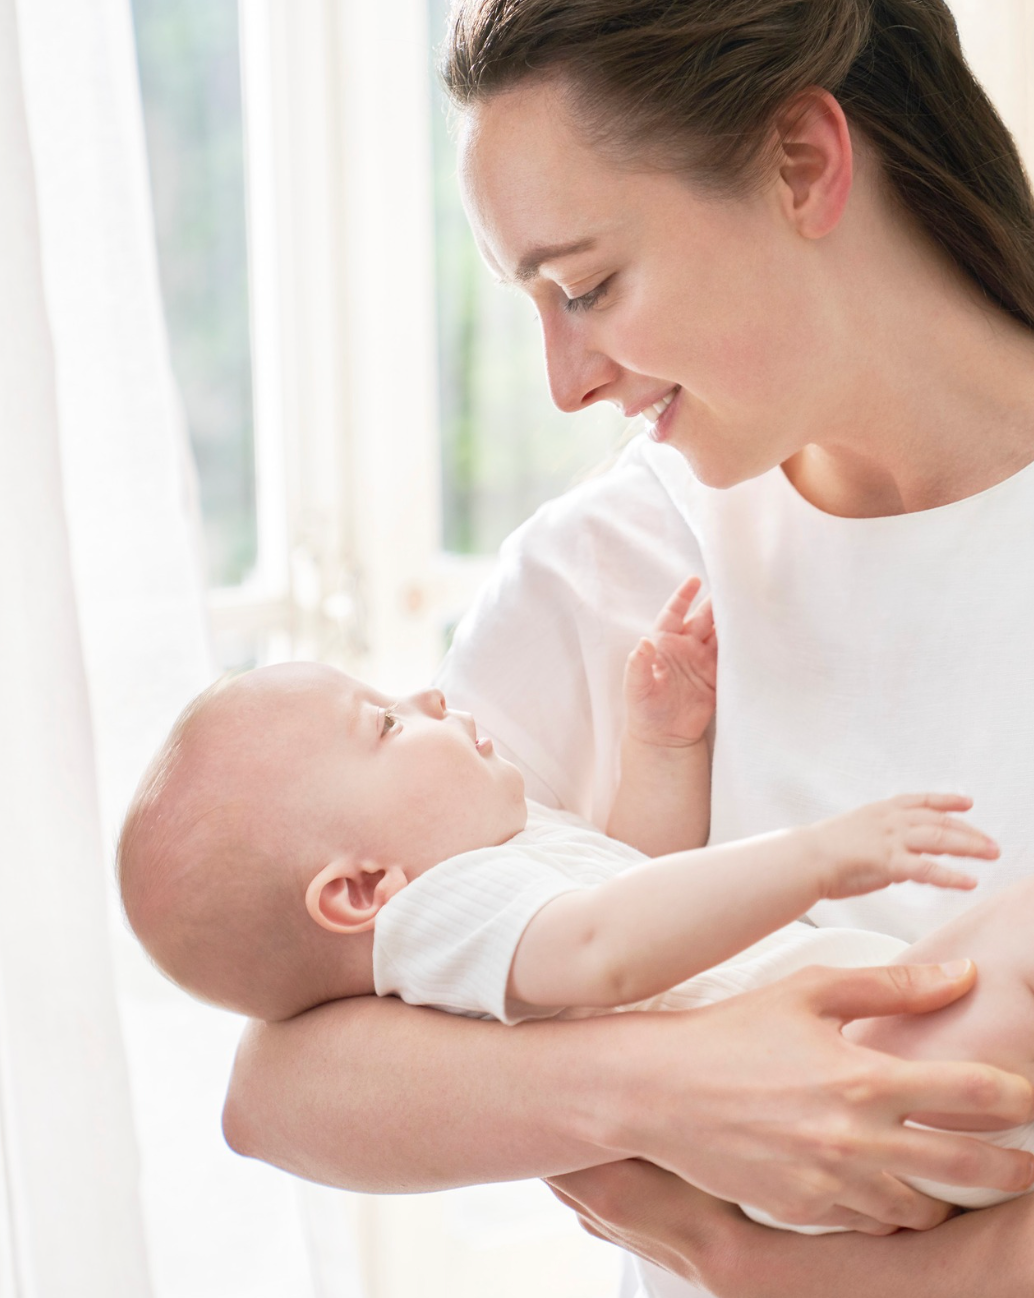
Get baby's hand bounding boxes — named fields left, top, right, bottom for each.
left=813, top=793, right=998, bottom=900
left=623, top=575, right=716, bottom=748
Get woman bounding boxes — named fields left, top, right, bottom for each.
left=223, top=1, right=1034, bottom=1293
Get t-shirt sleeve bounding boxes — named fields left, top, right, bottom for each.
left=435, top=523, right=591, bottom=811
left=372, top=850, right=586, bottom=1025
left=435, top=437, right=708, bottom=822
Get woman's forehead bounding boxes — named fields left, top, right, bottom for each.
left=458, top=86, right=651, bottom=278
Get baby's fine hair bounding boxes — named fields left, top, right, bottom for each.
left=117, top=673, right=343, bottom=1022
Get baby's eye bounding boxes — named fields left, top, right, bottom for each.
left=381, top=708, right=400, bottom=735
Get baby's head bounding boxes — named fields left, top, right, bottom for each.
left=118, top=662, right=527, bottom=1020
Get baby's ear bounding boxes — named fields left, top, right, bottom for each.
left=305, top=857, right=408, bottom=934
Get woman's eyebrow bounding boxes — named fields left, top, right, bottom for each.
left=511, top=236, right=598, bottom=283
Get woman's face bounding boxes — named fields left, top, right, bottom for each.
left=458, top=81, right=846, bottom=488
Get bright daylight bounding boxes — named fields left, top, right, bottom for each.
left=3, top=2, right=1034, bottom=1297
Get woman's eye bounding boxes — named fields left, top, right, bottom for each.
left=564, top=277, right=612, bottom=314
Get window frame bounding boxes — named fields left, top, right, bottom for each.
left=223, top=0, right=493, bottom=687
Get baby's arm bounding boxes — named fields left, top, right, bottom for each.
left=607, top=576, right=716, bottom=857
left=511, top=794, right=996, bottom=1011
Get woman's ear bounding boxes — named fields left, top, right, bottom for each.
left=305, top=857, right=409, bottom=934
left=774, top=87, right=853, bottom=240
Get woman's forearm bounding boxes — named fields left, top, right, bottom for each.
left=222, top=994, right=634, bottom=1192
left=727, top=1193, right=1034, bottom=1298
left=223, top=964, right=1034, bottom=1226
left=550, top=1162, right=1034, bottom=1298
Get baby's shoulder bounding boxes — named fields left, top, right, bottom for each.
left=516, top=801, right=645, bottom=872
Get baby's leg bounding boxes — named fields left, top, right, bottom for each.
left=846, top=875, right=1034, bottom=1131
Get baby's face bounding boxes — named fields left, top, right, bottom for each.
left=225, top=662, right=528, bottom=873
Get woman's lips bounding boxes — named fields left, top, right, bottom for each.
left=645, top=386, right=683, bottom=443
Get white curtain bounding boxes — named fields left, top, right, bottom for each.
left=0, top=0, right=160, bottom=1289
left=0, top=0, right=1027, bottom=1295
left=0, top=0, right=368, bottom=1292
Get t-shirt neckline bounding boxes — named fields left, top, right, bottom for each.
left=772, top=448, right=1034, bottom=527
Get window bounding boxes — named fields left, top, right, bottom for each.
left=132, top=0, right=257, bottom=589
left=129, top=2, right=624, bottom=1295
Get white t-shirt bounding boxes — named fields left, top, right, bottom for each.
left=373, top=801, right=645, bottom=1023
left=435, top=433, right=1034, bottom=1298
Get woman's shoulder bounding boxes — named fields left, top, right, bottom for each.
left=500, top=435, right=706, bottom=577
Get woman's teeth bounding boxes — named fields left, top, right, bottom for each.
left=642, top=388, right=678, bottom=425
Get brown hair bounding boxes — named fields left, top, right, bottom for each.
left=441, top=0, right=1034, bottom=332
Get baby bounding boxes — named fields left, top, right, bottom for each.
left=119, top=577, right=1034, bottom=1232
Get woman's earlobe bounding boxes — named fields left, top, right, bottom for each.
left=305, top=858, right=409, bottom=934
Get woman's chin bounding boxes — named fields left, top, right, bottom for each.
left=673, top=441, right=761, bottom=491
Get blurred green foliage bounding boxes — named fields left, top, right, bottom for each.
left=427, top=0, right=626, bottom=555
left=131, top=0, right=257, bottom=588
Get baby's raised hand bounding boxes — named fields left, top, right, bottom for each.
left=813, top=793, right=998, bottom=900
left=623, top=575, right=717, bottom=748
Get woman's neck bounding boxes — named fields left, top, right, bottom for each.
left=783, top=209, right=1034, bottom=519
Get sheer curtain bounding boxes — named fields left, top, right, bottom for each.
left=0, top=0, right=158, bottom=1288
left=0, top=0, right=1031, bottom=1294
left=0, top=0, right=365, bottom=1294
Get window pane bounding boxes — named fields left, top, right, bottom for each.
left=427, top=1, right=627, bottom=556
left=131, top=0, right=257, bottom=588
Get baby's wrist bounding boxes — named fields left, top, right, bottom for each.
left=796, top=821, right=841, bottom=898
left=621, top=729, right=708, bottom=757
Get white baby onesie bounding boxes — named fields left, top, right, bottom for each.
left=373, top=801, right=1034, bottom=1230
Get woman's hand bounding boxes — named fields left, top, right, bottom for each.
left=548, top=1161, right=1034, bottom=1298
left=548, top=1161, right=746, bottom=1293
left=611, top=960, right=1034, bottom=1233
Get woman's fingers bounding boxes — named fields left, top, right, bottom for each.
left=819, top=1172, right=953, bottom=1233
left=545, top=1161, right=742, bottom=1281
left=889, top=1058, right=1034, bottom=1136
left=892, top=1124, right=1034, bottom=1192
left=807, top=959, right=980, bottom=1024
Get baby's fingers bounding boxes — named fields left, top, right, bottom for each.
left=686, top=595, right=714, bottom=642
left=654, top=575, right=703, bottom=634
left=904, top=818, right=1000, bottom=861
left=625, top=638, right=659, bottom=701
left=895, top=792, right=973, bottom=812
left=899, top=856, right=979, bottom=891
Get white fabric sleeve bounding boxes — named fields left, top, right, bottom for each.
left=372, top=851, right=588, bottom=1025
left=435, top=437, right=708, bottom=824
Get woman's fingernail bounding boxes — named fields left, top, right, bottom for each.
left=938, top=959, right=972, bottom=979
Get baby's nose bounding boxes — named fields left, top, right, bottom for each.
left=409, top=687, right=447, bottom=718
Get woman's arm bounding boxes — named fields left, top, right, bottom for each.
left=223, top=961, right=1034, bottom=1230
left=548, top=1160, right=1034, bottom=1298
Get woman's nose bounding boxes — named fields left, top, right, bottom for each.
left=541, top=312, right=622, bottom=413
